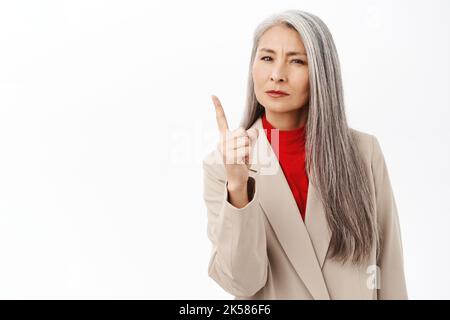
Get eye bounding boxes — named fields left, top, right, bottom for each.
left=260, top=56, right=305, bottom=65
left=292, top=59, right=304, bottom=65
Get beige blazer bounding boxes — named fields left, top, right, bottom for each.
left=202, top=116, right=408, bottom=300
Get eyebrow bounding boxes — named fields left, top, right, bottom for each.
left=258, top=47, right=307, bottom=57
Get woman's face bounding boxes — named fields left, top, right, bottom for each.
left=252, top=24, right=310, bottom=113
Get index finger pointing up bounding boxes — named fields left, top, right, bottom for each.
left=211, top=95, right=229, bottom=132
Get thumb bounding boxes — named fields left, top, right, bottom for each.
left=245, top=128, right=258, bottom=170
left=246, top=128, right=259, bottom=145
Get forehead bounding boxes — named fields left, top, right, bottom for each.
left=257, top=24, right=306, bottom=52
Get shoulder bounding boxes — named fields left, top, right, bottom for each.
left=349, top=128, right=376, bottom=163
left=349, top=127, right=388, bottom=180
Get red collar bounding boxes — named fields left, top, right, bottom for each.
left=262, top=112, right=306, bottom=148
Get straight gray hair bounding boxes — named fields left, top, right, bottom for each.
left=240, top=10, right=380, bottom=266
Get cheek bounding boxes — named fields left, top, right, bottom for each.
left=252, top=63, right=267, bottom=87
left=292, top=72, right=310, bottom=94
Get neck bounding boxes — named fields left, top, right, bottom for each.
left=264, top=106, right=308, bottom=130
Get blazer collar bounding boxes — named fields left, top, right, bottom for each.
left=248, top=116, right=332, bottom=300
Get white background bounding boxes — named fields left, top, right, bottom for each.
left=0, top=0, right=449, bottom=299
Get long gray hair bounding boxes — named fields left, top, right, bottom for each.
left=240, top=10, right=380, bottom=266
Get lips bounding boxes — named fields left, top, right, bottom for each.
left=266, top=90, right=289, bottom=98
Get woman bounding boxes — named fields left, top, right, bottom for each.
left=202, top=10, right=407, bottom=300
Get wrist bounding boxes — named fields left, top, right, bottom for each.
left=226, top=179, right=248, bottom=192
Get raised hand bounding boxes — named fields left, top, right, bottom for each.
left=211, top=95, right=258, bottom=191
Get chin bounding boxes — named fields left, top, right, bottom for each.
left=263, top=103, right=296, bottom=113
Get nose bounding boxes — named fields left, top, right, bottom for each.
left=271, top=75, right=285, bottom=82
left=270, top=65, right=286, bottom=82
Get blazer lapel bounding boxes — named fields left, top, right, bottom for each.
left=248, top=117, right=331, bottom=300
left=304, top=181, right=332, bottom=270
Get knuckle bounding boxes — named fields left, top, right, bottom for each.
left=235, top=127, right=246, bottom=136
left=224, top=137, right=233, bottom=148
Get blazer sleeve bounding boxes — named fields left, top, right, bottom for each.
left=371, top=135, right=408, bottom=300
left=202, top=151, right=268, bottom=297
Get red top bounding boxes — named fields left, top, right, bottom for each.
left=262, top=112, right=309, bottom=222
